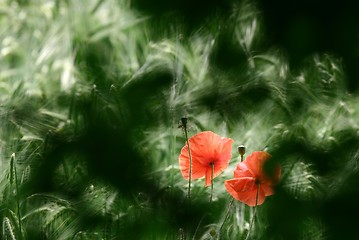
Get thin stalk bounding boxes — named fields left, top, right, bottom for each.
left=11, top=153, right=23, bottom=239
left=193, top=215, right=206, bottom=240
left=245, top=183, right=260, bottom=240
left=169, top=125, right=176, bottom=195
left=91, top=0, right=105, bottom=14
left=182, top=117, right=192, bottom=201
left=209, top=162, right=215, bottom=202
left=168, top=83, right=177, bottom=195
left=218, top=198, right=235, bottom=238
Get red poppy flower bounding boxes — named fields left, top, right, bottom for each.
left=224, top=151, right=281, bottom=206
left=179, top=131, right=234, bottom=186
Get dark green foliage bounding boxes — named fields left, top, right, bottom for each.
left=257, top=0, right=359, bottom=92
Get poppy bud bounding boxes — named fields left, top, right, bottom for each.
left=180, top=117, right=188, bottom=127
left=238, top=145, right=246, bottom=157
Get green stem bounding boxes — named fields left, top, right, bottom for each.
left=218, top=198, right=235, bottom=238
left=210, top=162, right=214, bottom=202
left=245, top=183, right=260, bottom=240
left=183, top=120, right=192, bottom=201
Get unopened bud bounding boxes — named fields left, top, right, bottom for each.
left=180, top=117, right=188, bottom=127
left=238, top=145, right=246, bottom=160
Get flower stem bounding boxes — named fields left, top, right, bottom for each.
left=210, top=162, right=214, bottom=202
left=245, top=183, right=260, bottom=240
left=182, top=117, right=192, bottom=201
left=218, top=197, right=235, bottom=238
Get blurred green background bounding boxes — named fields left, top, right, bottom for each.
left=1, top=0, right=359, bottom=239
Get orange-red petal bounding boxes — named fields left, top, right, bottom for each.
left=225, top=178, right=266, bottom=206
left=205, top=167, right=212, bottom=186
left=243, top=151, right=281, bottom=184
left=225, top=151, right=281, bottom=206
left=233, top=162, right=252, bottom=178
left=178, top=131, right=233, bottom=185
left=179, top=145, right=206, bottom=180
left=270, top=164, right=282, bottom=185
left=188, top=131, right=232, bottom=166
left=260, top=182, right=275, bottom=196
left=244, top=151, right=271, bottom=178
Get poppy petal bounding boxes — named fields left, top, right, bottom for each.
left=240, top=187, right=266, bottom=206
left=225, top=177, right=256, bottom=192
left=217, top=137, right=234, bottom=163
left=260, top=182, right=275, bottom=196
left=271, top=164, right=282, bottom=185
left=189, top=131, right=233, bottom=167
left=233, top=162, right=253, bottom=178
left=179, top=131, right=233, bottom=184
left=225, top=179, right=266, bottom=206
left=244, top=151, right=271, bottom=178
left=179, top=145, right=206, bottom=180
left=187, top=131, right=221, bottom=166
left=205, top=167, right=212, bottom=186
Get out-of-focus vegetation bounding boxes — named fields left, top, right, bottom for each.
left=1, top=0, right=359, bottom=239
